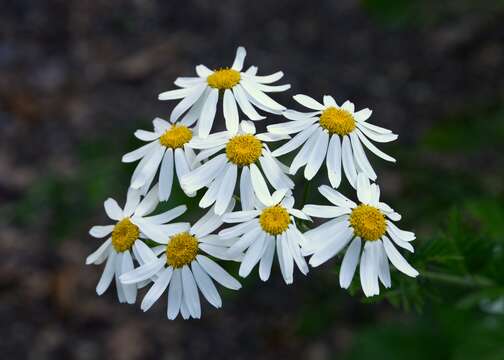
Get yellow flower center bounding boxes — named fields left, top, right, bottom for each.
left=319, top=107, right=356, bottom=135
left=166, top=231, right=199, bottom=268
left=225, top=134, right=263, bottom=166
left=259, top=205, right=290, bottom=236
left=159, top=125, right=193, bottom=149
left=349, top=204, right=387, bottom=241
left=111, top=218, right=140, bottom=252
left=207, top=68, right=241, bottom=89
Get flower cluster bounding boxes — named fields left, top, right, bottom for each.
left=87, top=46, right=418, bottom=319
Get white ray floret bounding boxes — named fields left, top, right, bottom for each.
left=180, top=120, right=293, bottom=215
left=119, top=201, right=241, bottom=320
left=220, top=188, right=311, bottom=284
left=158, top=46, right=290, bottom=138
left=122, top=117, right=199, bottom=201
left=268, top=94, right=397, bottom=189
left=86, top=186, right=189, bottom=303
left=302, top=173, right=418, bottom=297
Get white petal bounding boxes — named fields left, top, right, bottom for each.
left=196, top=255, right=241, bottom=290
left=104, top=198, right=123, bottom=220
left=121, top=251, right=137, bottom=303
left=323, top=95, right=337, bottom=107
left=293, top=94, right=325, bottom=110
left=196, top=64, right=213, bottom=77
left=143, top=205, right=187, bottom=225
left=215, top=164, right=238, bottom=215
left=167, top=269, right=182, bottom=319
left=96, top=250, right=115, bottom=295
left=191, top=261, right=222, bottom=308
left=356, top=120, right=391, bottom=134
left=199, top=174, right=224, bottom=209
left=267, top=118, right=318, bottom=135
left=134, top=129, right=159, bottom=141
left=302, top=204, right=351, bottom=218
left=239, top=166, right=255, bottom=211
left=153, top=117, right=170, bottom=132
left=277, top=234, right=294, bottom=284
left=259, top=237, right=275, bottom=281
left=223, top=89, right=239, bottom=135
left=158, top=86, right=198, bottom=101
left=223, top=210, right=261, bottom=223
left=135, top=185, right=159, bottom=217
left=358, top=126, right=398, bottom=143
left=89, top=225, right=114, bottom=238
left=191, top=200, right=234, bottom=238
left=341, top=100, right=355, bottom=113
left=198, top=88, right=219, bottom=138
left=259, top=155, right=294, bottom=190
left=131, top=145, right=164, bottom=189
left=377, top=241, right=391, bottom=288
left=289, top=127, right=318, bottom=175
left=219, top=219, right=259, bottom=239
left=86, top=238, right=112, bottom=265
left=250, top=163, right=273, bottom=206
left=239, top=232, right=266, bottom=278
left=282, top=109, right=321, bottom=121
left=353, top=108, right=372, bottom=122
left=339, top=237, right=361, bottom=288
left=382, top=236, right=419, bottom=277
left=350, top=132, right=377, bottom=180
left=240, top=119, right=256, bottom=134
left=231, top=46, right=246, bottom=71
left=341, top=135, right=357, bottom=188
left=181, top=265, right=201, bottom=319
left=309, top=226, right=353, bottom=267
left=318, top=185, right=357, bottom=208
left=356, top=173, right=372, bottom=204
left=356, top=129, right=396, bottom=162
left=286, top=229, right=309, bottom=275
left=120, top=257, right=165, bottom=284
left=304, top=128, right=329, bottom=180
left=170, top=85, right=206, bottom=123
left=174, top=77, right=204, bottom=88
left=386, top=221, right=416, bottom=242
left=181, top=153, right=227, bottom=193
left=233, top=85, right=265, bottom=121
left=141, top=267, right=173, bottom=311
left=240, top=78, right=285, bottom=111
left=247, top=71, right=284, bottom=84
left=227, top=226, right=263, bottom=256
left=122, top=141, right=157, bottom=163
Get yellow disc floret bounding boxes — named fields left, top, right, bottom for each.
left=259, top=205, right=291, bottom=236
left=349, top=204, right=387, bottom=241
left=166, top=231, right=199, bottom=268
left=207, top=68, right=241, bottom=89
left=159, top=125, right=193, bottom=149
left=225, top=134, right=263, bottom=166
left=111, top=218, right=140, bottom=252
left=319, top=107, right=356, bottom=136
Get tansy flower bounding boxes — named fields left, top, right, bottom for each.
left=219, top=188, right=310, bottom=284
left=180, top=120, right=293, bottom=215
left=86, top=186, right=189, bottom=303
left=122, top=117, right=199, bottom=201
left=268, top=94, right=397, bottom=189
left=302, top=173, right=418, bottom=297
left=119, top=202, right=241, bottom=320
left=158, top=46, right=290, bottom=138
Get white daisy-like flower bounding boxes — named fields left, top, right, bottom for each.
left=180, top=120, right=293, bottom=215
left=158, top=46, right=290, bottom=138
left=85, top=186, right=190, bottom=303
left=219, top=187, right=310, bottom=284
left=268, top=94, right=398, bottom=189
left=302, top=173, right=419, bottom=297
left=122, top=117, right=199, bottom=201
left=119, top=201, right=242, bottom=320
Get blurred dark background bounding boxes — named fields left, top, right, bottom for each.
left=1, top=0, right=504, bottom=359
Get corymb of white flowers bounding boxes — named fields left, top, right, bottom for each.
left=87, top=46, right=419, bottom=319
